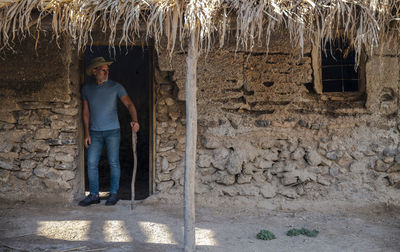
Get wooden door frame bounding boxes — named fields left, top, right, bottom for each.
left=78, top=42, right=155, bottom=197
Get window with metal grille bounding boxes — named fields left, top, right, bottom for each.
left=321, top=40, right=359, bottom=92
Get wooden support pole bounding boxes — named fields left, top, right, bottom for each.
left=184, top=29, right=199, bottom=252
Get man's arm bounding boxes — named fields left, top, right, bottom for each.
left=82, top=100, right=91, bottom=148
left=120, top=94, right=140, bottom=132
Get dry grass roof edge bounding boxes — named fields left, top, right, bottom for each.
left=1, top=0, right=399, bottom=60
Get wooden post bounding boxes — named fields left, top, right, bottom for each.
left=184, top=28, right=199, bottom=252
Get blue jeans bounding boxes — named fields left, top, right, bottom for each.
left=87, top=129, right=121, bottom=194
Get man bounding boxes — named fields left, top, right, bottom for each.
left=79, top=57, right=140, bottom=206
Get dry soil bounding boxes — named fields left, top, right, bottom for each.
left=1, top=198, right=400, bottom=252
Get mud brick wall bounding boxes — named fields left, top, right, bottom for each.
left=0, top=30, right=399, bottom=208
left=155, top=32, right=400, bottom=209
left=0, top=35, right=82, bottom=203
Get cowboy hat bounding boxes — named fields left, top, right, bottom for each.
left=86, top=57, right=113, bottom=76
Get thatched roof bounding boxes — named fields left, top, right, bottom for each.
left=1, top=0, right=399, bottom=58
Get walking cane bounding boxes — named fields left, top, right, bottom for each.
left=131, top=130, right=138, bottom=210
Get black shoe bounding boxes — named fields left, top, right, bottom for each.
left=105, top=193, right=118, bottom=206
left=78, top=194, right=100, bottom=206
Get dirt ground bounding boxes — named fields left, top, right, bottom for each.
left=1, top=197, right=400, bottom=252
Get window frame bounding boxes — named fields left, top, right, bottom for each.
left=312, top=41, right=366, bottom=100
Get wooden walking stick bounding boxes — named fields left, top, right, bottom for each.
left=131, top=131, right=138, bottom=210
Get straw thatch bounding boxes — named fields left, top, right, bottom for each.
left=1, top=0, right=399, bottom=59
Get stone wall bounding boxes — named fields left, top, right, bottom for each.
left=154, top=32, right=400, bottom=209
left=0, top=35, right=82, bottom=203
left=1, top=30, right=399, bottom=209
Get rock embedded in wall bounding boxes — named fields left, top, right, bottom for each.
left=198, top=154, right=212, bottom=168
left=55, top=162, right=76, bottom=170
left=387, top=173, right=400, bottom=186
left=58, top=132, right=77, bottom=145
left=20, top=160, right=37, bottom=171
left=0, top=112, right=16, bottom=124
left=215, top=171, right=235, bottom=185
left=387, top=163, right=400, bottom=173
left=252, top=171, right=266, bottom=183
left=171, top=166, right=184, bottom=186
left=383, top=147, right=397, bottom=157
left=0, top=150, right=18, bottom=160
left=6, top=130, right=28, bottom=143
left=226, top=154, right=244, bottom=175
left=161, top=157, right=170, bottom=172
left=255, top=158, right=273, bottom=170
left=35, top=129, right=59, bottom=140
left=278, top=185, right=299, bottom=199
left=219, top=185, right=238, bottom=197
left=305, top=150, right=322, bottom=166
left=317, top=175, right=331, bottom=186
left=259, top=183, right=277, bottom=198
left=157, top=180, right=175, bottom=192
left=279, top=150, right=291, bottom=160
left=351, top=151, right=365, bottom=161
left=212, top=148, right=230, bottom=170
left=158, top=141, right=175, bottom=152
left=202, top=135, right=221, bottom=149
left=21, top=141, right=50, bottom=154
left=0, top=160, right=19, bottom=171
left=199, top=167, right=217, bottom=177
left=157, top=172, right=172, bottom=182
left=242, top=162, right=256, bottom=175
left=260, top=149, right=279, bottom=161
left=237, top=174, right=252, bottom=184
left=51, top=108, right=79, bottom=116
left=237, top=184, right=260, bottom=196
left=337, top=153, right=354, bottom=168
left=329, top=166, right=340, bottom=177
left=291, top=147, right=306, bottom=160
left=50, top=116, right=78, bottom=131
left=326, top=151, right=338, bottom=160
left=375, top=159, right=390, bottom=172
left=166, top=151, right=181, bottom=163
left=383, top=156, right=395, bottom=164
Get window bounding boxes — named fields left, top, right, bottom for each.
left=312, top=39, right=366, bottom=97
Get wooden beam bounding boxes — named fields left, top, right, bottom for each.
left=184, top=28, right=199, bottom=252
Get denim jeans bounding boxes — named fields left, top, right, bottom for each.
left=87, top=129, right=121, bottom=194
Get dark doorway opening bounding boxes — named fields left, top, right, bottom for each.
left=84, top=46, right=152, bottom=200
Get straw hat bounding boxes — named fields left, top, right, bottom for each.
left=86, top=57, right=113, bottom=76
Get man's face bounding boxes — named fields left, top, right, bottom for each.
left=93, top=64, right=109, bottom=84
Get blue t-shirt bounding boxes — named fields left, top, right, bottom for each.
left=81, top=80, right=127, bottom=131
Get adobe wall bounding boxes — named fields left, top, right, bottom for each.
left=154, top=32, right=400, bottom=210
left=1, top=31, right=399, bottom=210
left=0, top=35, right=83, bottom=203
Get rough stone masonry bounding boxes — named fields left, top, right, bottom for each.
left=154, top=32, right=400, bottom=209
left=0, top=31, right=400, bottom=209
left=0, top=35, right=83, bottom=202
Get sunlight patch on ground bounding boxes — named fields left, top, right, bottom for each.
left=196, top=227, right=218, bottom=246
left=37, top=221, right=91, bottom=241
left=138, top=221, right=177, bottom=244
left=103, top=220, right=132, bottom=242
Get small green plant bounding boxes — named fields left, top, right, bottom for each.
left=287, top=228, right=319, bottom=237
left=256, top=229, right=276, bottom=240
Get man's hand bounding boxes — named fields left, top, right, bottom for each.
left=130, top=121, right=140, bottom=132
left=84, top=135, right=91, bottom=149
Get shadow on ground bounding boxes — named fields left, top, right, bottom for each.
left=1, top=200, right=400, bottom=252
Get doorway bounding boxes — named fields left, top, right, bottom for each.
left=83, top=46, right=153, bottom=200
